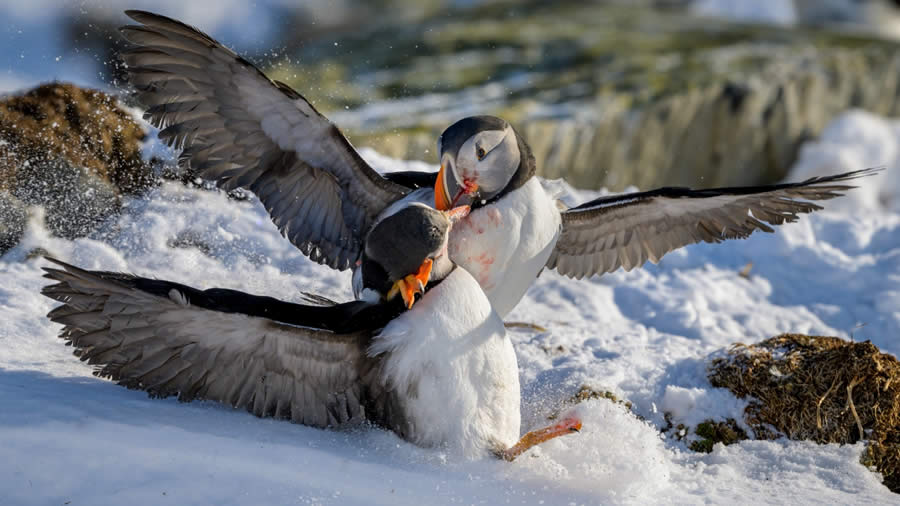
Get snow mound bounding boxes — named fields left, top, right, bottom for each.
left=513, top=401, right=673, bottom=502
left=789, top=109, right=900, bottom=213
left=2, top=111, right=899, bottom=503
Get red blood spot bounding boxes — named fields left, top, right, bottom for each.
left=474, top=252, right=495, bottom=266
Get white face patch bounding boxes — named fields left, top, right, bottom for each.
left=455, top=125, right=520, bottom=196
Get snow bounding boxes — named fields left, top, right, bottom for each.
left=691, top=0, right=797, bottom=26
left=1, top=110, right=899, bottom=503
left=790, top=109, right=900, bottom=213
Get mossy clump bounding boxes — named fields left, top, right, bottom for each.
left=1, top=82, right=154, bottom=194
left=0, top=82, right=156, bottom=251
left=709, top=333, right=900, bottom=493
left=571, top=385, right=633, bottom=411
left=661, top=413, right=689, bottom=441
left=689, top=419, right=748, bottom=453
left=549, top=385, right=634, bottom=421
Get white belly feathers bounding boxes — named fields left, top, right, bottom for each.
left=449, top=177, right=562, bottom=318
left=367, top=267, right=520, bottom=457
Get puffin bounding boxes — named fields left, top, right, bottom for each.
left=423, top=117, right=878, bottom=314
left=41, top=202, right=581, bottom=459
left=118, top=10, right=877, bottom=318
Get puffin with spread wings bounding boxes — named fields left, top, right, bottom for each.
left=42, top=202, right=581, bottom=459
left=119, top=10, right=874, bottom=315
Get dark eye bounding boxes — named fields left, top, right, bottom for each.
left=476, top=147, right=486, bottom=160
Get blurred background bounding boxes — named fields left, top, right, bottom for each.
left=3, top=0, right=900, bottom=192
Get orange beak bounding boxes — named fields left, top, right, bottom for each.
left=435, top=163, right=451, bottom=211
left=434, top=163, right=479, bottom=211
left=387, top=258, right=434, bottom=309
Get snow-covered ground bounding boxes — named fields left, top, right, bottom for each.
left=1, top=109, right=898, bottom=504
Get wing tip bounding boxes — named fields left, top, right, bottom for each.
left=41, top=256, right=76, bottom=274
left=123, top=9, right=172, bottom=25
left=805, top=166, right=884, bottom=186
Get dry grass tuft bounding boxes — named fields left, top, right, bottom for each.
left=709, top=333, right=900, bottom=492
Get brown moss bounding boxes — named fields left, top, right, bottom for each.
left=689, top=419, right=748, bottom=453
left=0, top=83, right=156, bottom=249
left=0, top=82, right=153, bottom=193
left=709, top=333, right=900, bottom=492
left=661, top=413, right=688, bottom=440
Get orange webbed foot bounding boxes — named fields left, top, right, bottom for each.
left=496, top=415, right=582, bottom=462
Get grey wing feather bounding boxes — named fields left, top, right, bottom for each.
left=120, top=10, right=408, bottom=270
left=548, top=168, right=880, bottom=279
left=41, top=258, right=389, bottom=428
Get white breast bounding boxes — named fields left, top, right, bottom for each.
left=367, top=267, right=520, bottom=458
left=448, top=177, right=561, bottom=318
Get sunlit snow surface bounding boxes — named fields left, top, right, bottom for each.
left=1, top=111, right=898, bottom=504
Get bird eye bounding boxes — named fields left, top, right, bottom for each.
left=476, top=147, right=486, bottom=160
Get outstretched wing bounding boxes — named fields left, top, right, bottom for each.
left=120, top=10, right=409, bottom=270
left=548, top=168, right=879, bottom=279
left=41, top=258, right=395, bottom=428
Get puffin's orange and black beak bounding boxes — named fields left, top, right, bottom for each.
left=387, top=259, right=433, bottom=309
left=435, top=163, right=452, bottom=211
left=387, top=205, right=470, bottom=309
left=434, top=164, right=479, bottom=211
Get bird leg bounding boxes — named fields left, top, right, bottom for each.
left=495, top=415, right=582, bottom=461
left=387, top=258, right=434, bottom=309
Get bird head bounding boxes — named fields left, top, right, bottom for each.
left=434, top=115, right=533, bottom=211
left=363, top=203, right=470, bottom=308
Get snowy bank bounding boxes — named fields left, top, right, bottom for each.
left=1, top=110, right=898, bottom=504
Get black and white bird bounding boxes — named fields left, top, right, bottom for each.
left=41, top=202, right=580, bottom=459
left=119, top=10, right=877, bottom=318
left=404, top=115, right=877, bottom=315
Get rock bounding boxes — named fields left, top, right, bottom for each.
left=0, top=82, right=155, bottom=253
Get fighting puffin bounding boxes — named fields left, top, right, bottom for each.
left=119, top=10, right=877, bottom=317
left=41, top=202, right=580, bottom=459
